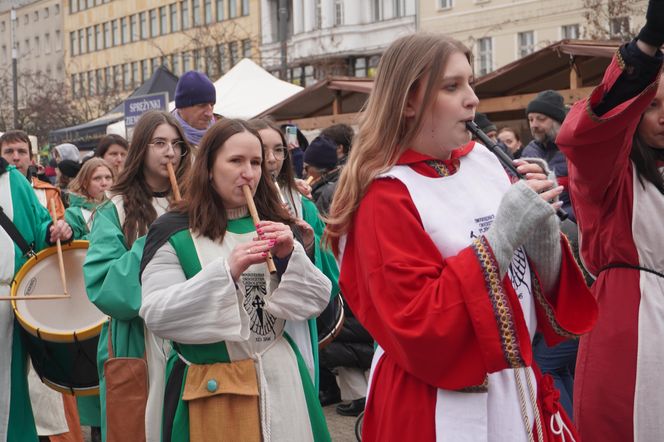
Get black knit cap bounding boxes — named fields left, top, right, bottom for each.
left=303, top=136, right=337, bottom=170
left=474, top=112, right=497, bottom=133
left=526, top=90, right=567, bottom=123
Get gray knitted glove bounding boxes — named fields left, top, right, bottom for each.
left=484, top=180, right=556, bottom=278
left=523, top=212, right=562, bottom=294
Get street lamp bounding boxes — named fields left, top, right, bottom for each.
left=11, top=7, right=18, bottom=129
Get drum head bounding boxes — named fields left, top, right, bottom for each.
left=12, top=241, right=107, bottom=342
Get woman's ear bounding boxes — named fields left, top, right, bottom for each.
left=403, top=85, right=419, bottom=118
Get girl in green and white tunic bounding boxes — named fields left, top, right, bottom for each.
left=139, top=119, right=332, bottom=442
left=248, top=118, right=340, bottom=389
left=83, top=111, right=191, bottom=442
left=65, top=157, right=114, bottom=241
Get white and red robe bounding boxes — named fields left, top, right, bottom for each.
left=558, top=52, right=664, bottom=442
left=337, top=144, right=596, bottom=441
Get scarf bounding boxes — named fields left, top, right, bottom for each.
left=172, top=109, right=213, bottom=146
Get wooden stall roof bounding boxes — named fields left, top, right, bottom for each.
left=260, top=39, right=620, bottom=129
left=475, top=39, right=620, bottom=121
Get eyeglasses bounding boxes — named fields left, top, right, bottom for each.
left=264, top=145, right=288, bottom=161
left=148, top=139, right=187, bottom=157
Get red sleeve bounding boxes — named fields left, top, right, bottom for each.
left=557, top=54, right=661, bottom=204
left=339, top=178, right=532, bottom=390
left=532, top=236, right=598, bottom=346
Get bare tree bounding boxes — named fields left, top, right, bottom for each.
left=583, top=0, right=643, bottom=41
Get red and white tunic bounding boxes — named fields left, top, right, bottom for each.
left=337, top=143, right=596, bottom=441
left=558, top=53, right=664, bottom=442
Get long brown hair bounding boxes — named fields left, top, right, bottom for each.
left=68, top=157, right=115, bottom=202
left=325, top=33, right=471, bottom=254
left=247, top=117, right=301, bottom=217
left=175, top=119, right=291, bottom=241
left=112, top=110, right=191, bottom=246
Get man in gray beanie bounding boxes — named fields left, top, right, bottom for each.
left=172, top=70, right=217, bottom=146
left=522, top=89, right=574, bottom=221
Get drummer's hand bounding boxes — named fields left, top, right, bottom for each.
left=294, top=178, right=312, bottom=199
left=49, top=220, right=72, bottom=243
left=255, top=221, right=294, bottom=259
left=228, top=239, right=275, bottom=282
left=293, top=219, right=315, bottom=253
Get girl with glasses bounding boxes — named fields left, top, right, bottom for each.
left=83, top=110, right=191, bottom=442
left=139, top=119, right=331, bottom=441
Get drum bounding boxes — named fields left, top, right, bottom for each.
left=317, top=294, right=345, bottom=350
left=11, top=240, right=107, bottom=396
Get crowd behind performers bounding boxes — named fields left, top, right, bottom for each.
left=1, top=2, right=663, bottom=439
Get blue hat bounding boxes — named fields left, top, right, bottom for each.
left=304, top=136, right=338, bottom=170
left=175, top=71, right=216, bottom=108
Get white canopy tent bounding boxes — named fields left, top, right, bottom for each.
left=107, top=58, right=303, bottom=137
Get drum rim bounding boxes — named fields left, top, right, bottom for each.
left=11, top=240, right=108, bottom=343
left=41, top=377, right=100, bottom=397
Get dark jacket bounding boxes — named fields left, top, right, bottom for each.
left=521, top=139, right=576, bottom=222
left=311, top=168, right=340, bottom=216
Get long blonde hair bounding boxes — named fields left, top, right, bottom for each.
left=325, top=33, right=471, bottom=254
left=68, top=157, right=115, bottom=202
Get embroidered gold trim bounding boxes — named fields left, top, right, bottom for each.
left=472, top=236, right=525, bottom=368
left=616, top=47, right=625, bottom=71
left=457, top=376, right=489, bottom=393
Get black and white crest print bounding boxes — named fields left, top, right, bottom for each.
left=508, top=247, right=531, bottom=300
left=242, top=272, right=278, bottom=341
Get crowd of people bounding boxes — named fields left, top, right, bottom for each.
left=0, top=1, right=662, bottom=441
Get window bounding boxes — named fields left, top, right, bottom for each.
left=216, top=0, right=224, bottom=21
left=334, top=0, right=343, bottom=26
left=113, top=65, right=121, bottom=90
left=217, top=44, right=227, bottom=73
left=87, top=26, right=94, bottom=52
left=70, top=1, right=78, bottom=14
left=24, top=14, right=28, bottom=25
left=44, top=7, right=49, bottom=18
left=130, top=15, right=138, bottom=42
left=304, top=65, right=315, bottom=86
left=112, top=19, right=119, bottom=46
left=141, top=59, right=149, bottom=81
left=242, top=39, right=251, bottom=58
left=170, top=4, right=179, bottom=32
left=96, top=69, right=103, bottom=94
left=44, top=33, right=50, bottom=54
left=193, top=49, right=201, bottom=70
left=55, top=30, right=62, bottom=51
left=140, top=11, right=148, bottom=39
left=229, top=0, right=237, bottom=18
left=229, top=41, right=238, bottom=66
left=183, top=52, right=191, bottom=71
left=181, top=1, right=190, bottom=29
left=34, top=36, right=40, bottom=55
left=561, top=24, right=579, bottom=39
left=150, top=9, right=158, bottom=37
left=205, top=46, right=216, bottom=77
left=394, top=0, right=406, bottom=17
left=55, top=4, right=60, bottom=15
left=70, top=32, right=77, bottom=55
left=88, top=71, right=95, bottom=96
left=204, top=0, right=212, bottom=23
left=610, top=17, right=630, bottom=39
left=372, top=0, right=383, bottom=21
left=192, top=0, right=201, bottom=26
left=96, top=24, right=103, bottom=50
left=104, top=22, right=111, bottom=48
left=105, top=66, right=112, bottom=90
left=477, top=37, right=493, bottom=76
left=123, top=63, right=130, bottom=89
left=71, top=74, right=77, bottom=97
left=87, top=0, right=93, bottom=8
left=160, top=7, right=168, bottom=34
left=171, top=53, right=180, bottom=75
left=132, top=61, right=139, bottom=86
left=439, top=0, right=452, bottom=9
left=241, top=0, right=249, bottom=15
left=79, top=29, right=86, bottom=53
left=24, top=39, right=30, bottom=56
left=517, top=31, right=534, bottom=57
left=0, top=22, right=4, bottom=32
left=34, top=11, right=39, bottom=22
left=152, top=57, right=160, bottom=73
left=315, top=0, right=322, bottom=29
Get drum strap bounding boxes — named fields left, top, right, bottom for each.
left=0, top=206, right=35, bottom=257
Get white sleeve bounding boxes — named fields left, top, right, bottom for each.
left=140, top=242, right=250, bottom=344
left=264, top=242, right=331, bottom=321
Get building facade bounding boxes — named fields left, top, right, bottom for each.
left=260, top=0, right=416, bottom=86
left=419, top=0, right=646, bottom=75
left=0, top=0, right=65, bottom=102
left=64, top=0, right=261, bottom=102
